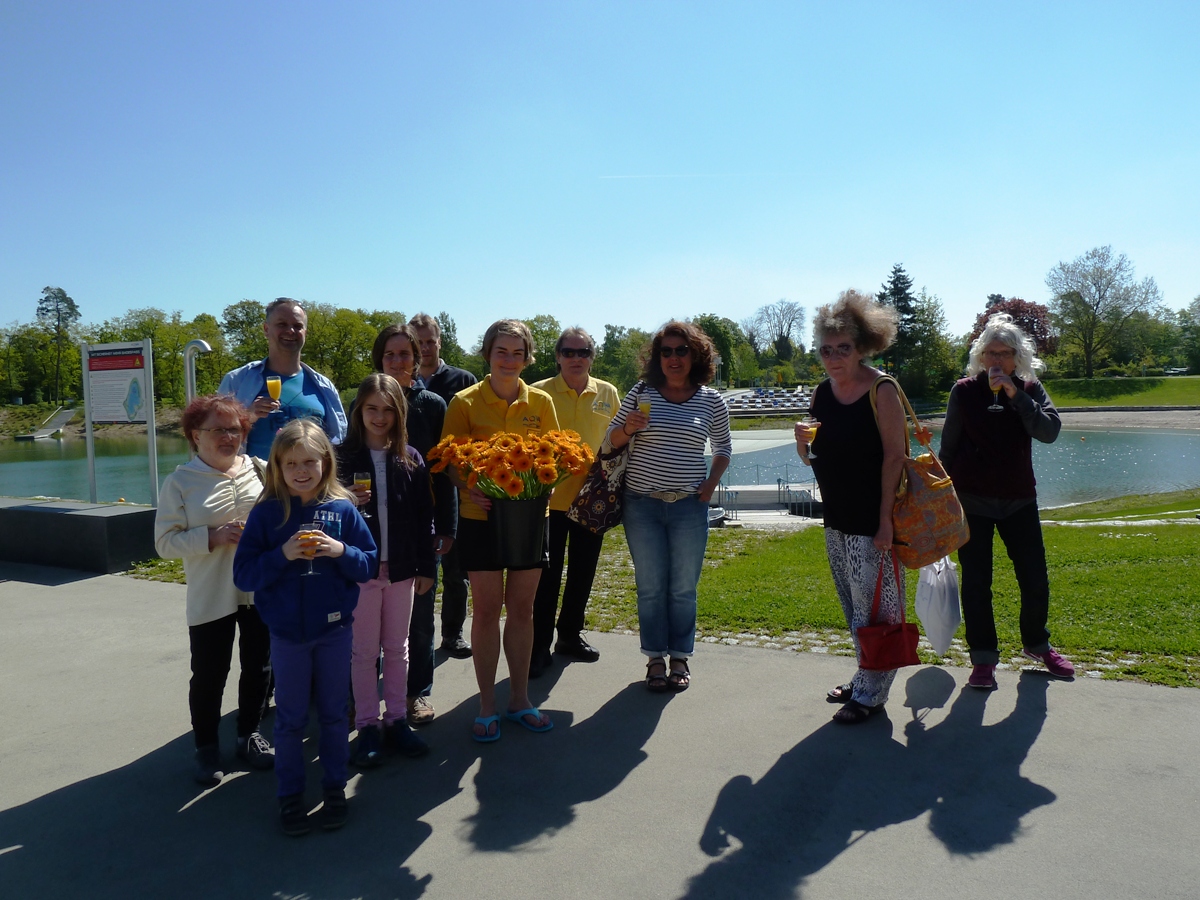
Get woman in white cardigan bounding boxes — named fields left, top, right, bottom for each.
left=154, top=394, right=272, bottom=786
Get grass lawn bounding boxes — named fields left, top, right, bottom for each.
left=130, top=501, right=1200, bottom=686
left=1046, top=375, right=1200, bottom=406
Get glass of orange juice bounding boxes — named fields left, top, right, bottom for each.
left=801, top=418, right=820, bottom=459
left=637, top=398, right=651, bottom=425
left=299, top=521, right=325, bottom=576
left=354, top=472, right=373, bottom=518
left=265, top=375, right=282, bottom=401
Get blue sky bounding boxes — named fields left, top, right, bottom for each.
left=2, top=1, right=1197, bottom=352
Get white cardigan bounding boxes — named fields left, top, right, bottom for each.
left=154, top=455, right=264, bottom=626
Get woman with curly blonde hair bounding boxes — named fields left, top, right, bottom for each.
left=796, top=290, right=908, bottom=724
left=440, top=319, right=560, bottom=741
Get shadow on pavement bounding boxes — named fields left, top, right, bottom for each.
left=0, top=672, right=670, bottom=898
left=0, top=560, right=101, bottom=586
left=681, top=668, right=1054, bottom=899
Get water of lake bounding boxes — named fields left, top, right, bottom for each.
left=723, top=428, right=1200, bottom=508
left=1, top=428, right=1199, bottom=509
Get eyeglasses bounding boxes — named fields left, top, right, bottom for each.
left=819, top=343, right=855, bottom=359
left=983, top=349, right=1015, bottom=360
left=659, top=345, right=692, bottom=358
left=198, top=427, right=244, bottom=437
left=559, top=347, right=593, bottom=359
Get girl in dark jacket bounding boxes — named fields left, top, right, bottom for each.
left=336, top=374, right=436, bottom=765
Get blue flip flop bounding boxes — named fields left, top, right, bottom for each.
left=472, top=714, right=501, bottom=743
left=505, top=707, right=553, bottom=733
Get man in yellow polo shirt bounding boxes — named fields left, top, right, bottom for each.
left=529, top=327, right=620, bottom=677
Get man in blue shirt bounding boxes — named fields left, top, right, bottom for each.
left=219, top=298, right=346, bottom=458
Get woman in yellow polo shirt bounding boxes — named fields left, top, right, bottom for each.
left=440, top=319, right=560, bottom=742
left=529, top=327, right=619, bottom=678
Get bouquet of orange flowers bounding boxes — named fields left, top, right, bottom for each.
left=427, top=430, right=595, bottom=500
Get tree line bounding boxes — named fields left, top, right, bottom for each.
left=5, top=247, right=1199, bottom=408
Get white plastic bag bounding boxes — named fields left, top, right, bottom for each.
left=914, top=556, right=961, bottom=656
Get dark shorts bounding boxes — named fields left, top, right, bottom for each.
left=456, top=515, right=549, bottom=573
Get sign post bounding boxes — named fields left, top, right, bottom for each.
left=80, top=340, right=158, bottom=506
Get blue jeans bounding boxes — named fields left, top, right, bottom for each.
left=271, top=625, right=352, bottom=798
left=622, top=492, right=709, bottom=659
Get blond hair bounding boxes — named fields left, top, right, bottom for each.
left=259, top=419, right=354, bottom=525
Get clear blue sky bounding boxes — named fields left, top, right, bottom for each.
left=3, top=1, right=1197, bottom=352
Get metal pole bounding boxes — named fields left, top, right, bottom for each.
left=144, top=338, right=159, bottom=508
left=183, top=339, right=212, bottom=405
left=82, top=343, right=98, bottom=503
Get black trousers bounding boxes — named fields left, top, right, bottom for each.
left=532, top=510, right=605, bottom=656
left=408, top=566, right=436, bottom=697
left=188, top=605, right=272, bottom=749
left=957, top=503, right=1052, bottom=666
left=439, top=540, right=470, bottom=642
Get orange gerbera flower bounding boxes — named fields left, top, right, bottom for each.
left=508, top=448, right=535, bottom=473
left=502, top=472, right=524, bottom=497
left=536, top=464, right=558, bottom=485
left=493, top=434, right=518, bottom=452
left=532, top=437, right=556, bottom=457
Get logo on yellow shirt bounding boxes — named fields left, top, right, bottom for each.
left=592, top=399, right=613, bottom=415
left=521, top=415, right=542, bottom=429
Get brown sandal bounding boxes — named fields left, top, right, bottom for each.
left=667, top=658, right=690, bottom=692
left=645, top=658, right=668, bottom=693
left=832, top=699, right=883, bottom=724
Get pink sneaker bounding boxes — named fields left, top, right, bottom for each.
left=968, top=664, right=997, bottom=690
left=1022, top=646, right=1075, bottom=678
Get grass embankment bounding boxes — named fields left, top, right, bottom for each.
left=1047, top=375, right=1200, bottom=407
left=130, top=489, right=1200, bottom=687
left=0, top=404, right=80, bottom=437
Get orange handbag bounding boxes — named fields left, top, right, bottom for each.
left=870, top=376, right=969, bottom=570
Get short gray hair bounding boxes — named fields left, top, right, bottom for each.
left=967, top=313, right=1043, bottom=380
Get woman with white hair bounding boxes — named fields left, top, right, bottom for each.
left=939, top=313, right=1074, bottom=690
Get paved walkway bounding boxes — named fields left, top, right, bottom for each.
left=1, top=561, right=1197, bottom=899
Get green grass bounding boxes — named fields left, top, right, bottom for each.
left=128, top=512, right=1200, bottom=688
left=1041, top=487, right=1200, bottom=521
left=1047, top=375, right=1200, bottom=406
left=0, top=404, right=81, bottom=437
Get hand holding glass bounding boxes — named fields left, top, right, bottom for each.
left=987, top=367, right=1004, bottom=412
left=299, top=521, right=325, bottom=576
left=800, top=418, right=820, bottom=458
left=354, top=472, right=373, bottom=518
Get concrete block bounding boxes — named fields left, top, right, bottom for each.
left=0, top=499, right=158, bottom=574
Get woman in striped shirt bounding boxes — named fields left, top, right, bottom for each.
left=607, top=321, right=732, bottom=692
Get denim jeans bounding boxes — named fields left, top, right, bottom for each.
left=622, top=492, right=709, bottom=659
left=958, top=502, right=1052, bottom=665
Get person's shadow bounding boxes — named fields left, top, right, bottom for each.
left=465, top=662, right=673, bottom=850
left=681, top=667, right=1054, bottom=899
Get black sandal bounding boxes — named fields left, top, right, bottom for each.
left=645, top=658, right=668, bottom=693
left=832, top=699, right=883, bottom=724
left=826, top=683, right=853, bottom=704
left=667, top=658, right=690, bottom=692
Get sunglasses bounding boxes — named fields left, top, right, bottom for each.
left=559, top=347, right=593, bottom=359
left=659, top=345, right=692, bottom=358
left=819, top=343, right=855, bottom=359
left=197, top=427, right=244, bottom=437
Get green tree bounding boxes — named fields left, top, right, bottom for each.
left=1046, top=246, right=1161, bottom=378
left=733, top=343, right=761, bottom=386
left=901, top=290, right=959, bottom=397
left=969, top=298, right=1056, bottom=356
left=521, top=314, right=563, bottom=384
left=189, top=313, right=232, bottom=396
left=594, top=324, right=651, bottom=392
left=692, top=314, right=745, bottom=385
left=436, top=312, right=468, bottom=368
left=304, top=304, right=376, bottom=390
left=876, top=264, right=917, bottom=375
left=1178, top=297, right=1200, bottom=372
left=36, top=286, right=82, bottom=405
left=221, top=300, right=267, bottom=363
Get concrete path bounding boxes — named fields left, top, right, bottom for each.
left=1, top=561, right=1197, bottom=899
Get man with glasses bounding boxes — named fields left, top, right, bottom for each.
left=409, top=313, right=478, bottom=659
left=219, top=298, right=347, bottom=459
left=529, top=328, right=620, bottom=677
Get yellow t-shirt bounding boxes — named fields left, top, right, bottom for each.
left=441, top=375, right=560, bottom=521
left=532, top=374, right=620, bottom=511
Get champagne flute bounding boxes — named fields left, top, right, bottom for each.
left=801, top=418, right=820, bottom=458
left=299, top=520, right=325, bottom=577
left=266, top=375, right=282, bottom=401
left=354, top=472, right=373, bottom=518
left=987, top=366, right=1004, bottom=412
left=637, top=398, right=652, bottom=428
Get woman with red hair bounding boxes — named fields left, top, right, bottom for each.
left=155, top=394, right=274, bottom=786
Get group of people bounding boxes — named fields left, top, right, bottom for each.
left=795, top=291, right=1074, bottom=726
left=153, top=291, right=1073, bottom=836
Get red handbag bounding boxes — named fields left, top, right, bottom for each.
left=856, top=552, right=921, bottom=671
